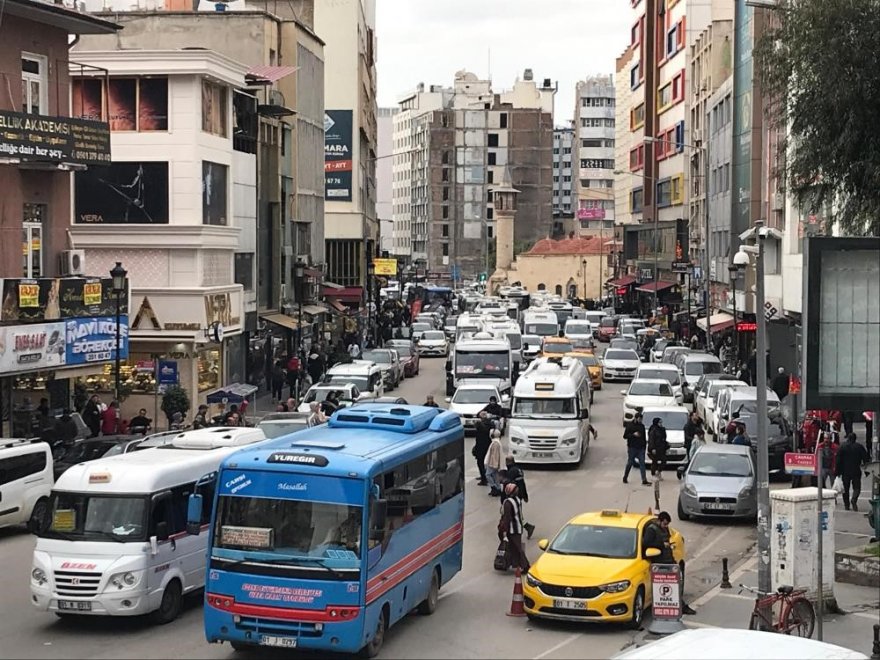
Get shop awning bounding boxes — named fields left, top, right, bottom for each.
left=697, top=312, right=736, bottom=333
left=302, top=304, right=328, bottom=316
left=636, top=280, right=677, bottom=293
left=262, top=313, right=300, bottom=331
left=205, top=382, right=258, bottom=405
left=323, top=281, right=345, bottom=290
left=606, top=275, right=637, bottom=288
left=245, top=65, right=299, bottom=84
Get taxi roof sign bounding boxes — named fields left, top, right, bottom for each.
left=600, top=509, right=622, bottom=517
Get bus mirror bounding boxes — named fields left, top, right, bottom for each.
left=371, top=499, right=388, bottom=530
left=186, top=494, right=203, bottom=535
left=155, top=521, right=169, bottom=542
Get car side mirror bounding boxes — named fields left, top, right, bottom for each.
left=580, top=409, right=590, bottom=419
left=501, top=394, right=510, bottom=403
left=445, top=397, right=452, bottom=403
left=537, top=538, right=549, bottom=551
left=370, top=499, right=388, bottom=530
left=620, top=390, right=627, bottom=396
left=155, top=520, right=169, bottom=542
left=645, top=547, right=661, bottom=559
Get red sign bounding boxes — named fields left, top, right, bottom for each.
left=784, top=452, right=817, bottom=475
left=577, top=208, right=605, bottom=220
left=736, top=322, right=757, bottom=332
left=616, top=287, right=629, bottom=296
left=789, top=375, right=802, bottom=394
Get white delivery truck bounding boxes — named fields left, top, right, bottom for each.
left=30, top=427, right=267, bottom=624
left=508, top=357, right=592, bottom=465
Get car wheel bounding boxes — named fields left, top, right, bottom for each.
left=28, top=497, right=50, bottom=533
left=151, top=579, right=183, bottom=625
left=629, top=586, right=645, bottom=629
left=677, top=498, right=690, bottom=521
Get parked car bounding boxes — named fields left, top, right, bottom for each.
left=52, top=435, right=139, bottom=480
left=385, top=339, right=420, bottom=377
left=661, top=345, right=690, bottom=365
left=713, top=387, right=782, bottom=437
left=417, top=330, right=449, bottom=357
left=296, top=383, right=365, bottom=412
left=677, top=443, right=757, bottom=521
left=740, top=408, right=795, bottom=472
left=362, top=348, right=403, bottom=390
left=694, top=376, right=748, bottom=433
left=411, top=322, right=433, bottom=342
left=679, top=353, right=724, bottom=402
left=0, top=439, right=53, bottom=531
left=640, top=406, right=690, bottom=465
left=621, top=379, right=677, bottom=424
left=257, top=412, right=315, bottom=438
left=602, top=348, right=642, bottom=382
left=650, top=338, right=670, bottom=363
left=447, top=380, right=507, bottom=433
left=635, top=363, right=684, bottom=403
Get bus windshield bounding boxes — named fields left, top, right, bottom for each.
left=42, top=492, right=148, bottom=542
left=513, top=397, right=577, bottom=418
left=455, top=351, right=510, bottom=378
left=215, top=496, right=364, bottom=565
left=525, top=322, right=558, bottom=336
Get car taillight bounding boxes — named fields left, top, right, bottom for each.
left=207, top=594, right=234, bottom=609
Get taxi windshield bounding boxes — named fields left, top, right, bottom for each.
left=549, top=524, right=637, bottom=559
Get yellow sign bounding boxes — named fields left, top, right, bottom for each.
left=83, top=281, right=102, bottom=306
left=18, top=283, right=39, bottom=307
left=53, top=509, right=76, bottom=532
left=373, top=258, right=398, bottom=276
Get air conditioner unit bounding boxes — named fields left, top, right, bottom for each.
left=59, top=249, right=85, bottom=276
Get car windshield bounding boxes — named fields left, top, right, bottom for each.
left=505, top=333, right=522, bottom=350
left=258, top=420, right=310, bottom=438
left=455, top=351, right=510, bottom=377
left=565, top=322, right=591, bottom=334
left=686, top=360, right=723, bottom=376
left=522, top=335, right=541, bottom=350
left=215, top=495, right=363, bottom=566
left=653, top=339, right=669, bottom=353
left=637, top=369, right=681, bottom=385
left=612, top=340, right=639, bottom=351
left=304, top=388, right=343, bottom=403
left=103, top=441, right=138, bottom=457
left=575, top=355, right=599, bottom=367
left=452, top=389, right=496, bottom=404
left=388, top=344, right=412, bottom=357
left=549, top=524, right=637, bottom=559
left=600, top=318, right=616, bottom=328
left=423, top=331, right=445, bottom=340
left=642, top=410, right=689, bottom=430
left=709, top=381, right=744, bottom=397
left=328, top=376, right=370, bottom=391
left=543, top=341, right=573, bottom=354
left=629, top=381, right=673, bottom=396
left=362, top=350, right=393, bottom=365
left=412, top=323, right=432, bottom=332
left=605, top=349, right=639, bottom=361
left=513, top=397, right=576, bottom=417
left=445, top=317, right=458, bottom=328
left=525, top=322, right=558, bottom=336
left=690, top=452, right=753, bottom=477
left=42, top=493, right=148, bottom=542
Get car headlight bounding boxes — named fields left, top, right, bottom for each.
left=738, top=485, right=754, bottom=498
left=599, top=580, right=631, bottom=593
left=624, top=402, right=638, bottom=409
left=524, top=572, right=542, bottom=588
left=109, top=571, right=139, bottom=588
left=684, top=483, right=698, bottom=497
left=560, top=437, right=577, bottom=446
left=509, top=435, right=525, bottom=445
left=31, top=568, right=47, bottom=585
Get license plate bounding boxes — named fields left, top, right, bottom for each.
left=532, top=451, right=552, bottom=458
left=553, top=598, right=587, bottom=610
left=58, top=600, right=92, bottom=611
left=703, top=502, right=734, bottom=511
left=260, top=635, right=297, bottom=648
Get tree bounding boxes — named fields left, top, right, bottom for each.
left=160, top=385, right=191, bottom=423
left=756, top=0, right=880, bottom=236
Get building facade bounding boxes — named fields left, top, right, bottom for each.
left=376, top=107, right=397, bottom=255
left=552, top=127, right=574, bottom=216
left=574, top=75, right=616, bottom=235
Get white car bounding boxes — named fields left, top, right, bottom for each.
left=411, top=322, right=433, bottom=342
left=417, top=330, right=449, bottom=356
left=621, top=378, right=677, bottom=424
left=635, top=363, right=684, bottom=403
left=602, top=348, right=642, bottom=382
left=447, top=380, right=508, bottom=432
left=296, top=383, right=364, bottom=412
left=695, top=377, right=749, bottom=434
left=521, top=334, right=542, bottom=364
left=641, top=406, right=690, bottom=465
left=563, top=319, right=594, bottom=350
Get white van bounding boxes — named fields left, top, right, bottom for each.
left=324, top=360, right=384, bottom=397
left=563, top=318, right=594, bottom=350
left=30, top=427, right=267, bottom=624
left=522, top=309, right=559, bottom=337
left=508, top=357, right=591, bottom=465
left=0, top=439, right=53, bottom=531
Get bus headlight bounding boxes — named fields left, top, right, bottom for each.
left=110, top=571, right=139, bottom=589
left=509, top=434, right=526, bottom=446
left=31, top=568, right=47, bottom=585
left=560, top=437, right=577, bottom=446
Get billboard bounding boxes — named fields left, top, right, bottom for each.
left=373, top=258, right=398, bottom=276
left=577, top=208, right=606, bottom=221
left=0, top=277, right=129, bottom=322
left=202, top=161, right=228, bottom=226
left=64, top=315, right=130, bottom=366
left=804, top=237, right=880, bottom=410
left=72, top=77, right=169, bottom=132
left=0, top=109, right=110, bottom=166
left=0, top=322, right=66, bottom=375
left=324, top=110, right=353, bottom=201
left=74, top=161, right=169, bottom=224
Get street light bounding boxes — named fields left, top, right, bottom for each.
left=733, top=220, right=771, bottom=614
left=109, top=262, right=128, bottom=403
left=581, top=258, right=587, bottom=302
left=367, top=260, right=376, bottom=346
left=728, top=262, right=743, bottom=366
left=294, top=261, right=305, bottom=395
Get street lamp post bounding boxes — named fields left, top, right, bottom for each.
left=110, top=262, right=128, bottom=403
left=728, top=264, right=741, bottom=367
left=581, top=258, right=587, bottom=303
left=294, top=260, right=305, bottom=397
left=734, top=220, right=771, bottom=607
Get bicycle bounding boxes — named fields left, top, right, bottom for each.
left=739, top=583, right=816, bottom=638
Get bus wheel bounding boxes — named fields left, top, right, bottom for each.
left=151, top=579, right=182, bottom=625
left=230, top=642, right=254, bottom=653
left=360, top=607, right=386, bottom=658
left=418, top=570, right=440, bottom=615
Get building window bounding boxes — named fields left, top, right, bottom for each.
left=22, top=203, right=45, bottom=278
left=658, top=83, right=673, bottom=113
left=500, top=113, right=508, bottom=128
left=487, top=207, right=494, bottom=220
left=487, top=170, right=494, bottom=184
left=442, top=224, right=449, bottom=237
left=442, top=243, right=449, bottom=257
left=488, top=152, right=497, bottom=166
left=442, top=151, right=450, bottom=165
left=657, top=178, right=672, bottom=207
left=442, top=205, right=449, bottom=219
left=582, top=138, right=602, bottom=148
left=631, top=187, right=644, bottom=213
left=488, top=133, right=499, bottom=147
left=442, top=168, right=449, bottom=182
left=671, top=174, right=684, bottom=204
left=487, top=189, right=493, bottom=202
left=630, top=103, right=645, bottom=130
left=202, top=80, right=228, bottom=137
left=629, top=144, right=645, bottom=171
left=442, top=187, right=449, bottom=201
left=21, top=53, right=47, bottom=115
left=630, top=61, right=641, bottom=90
left=234, top=252, right=254, bottom=291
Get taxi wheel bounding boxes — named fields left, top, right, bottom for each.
left=628, top=586, right=645, bottom=629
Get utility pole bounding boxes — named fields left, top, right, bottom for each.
left=703, top=140, right=712, bottom=351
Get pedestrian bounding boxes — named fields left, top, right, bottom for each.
left=286, top=355, right=301, bottom=400
left=423, top=395, right=439, bottom=408
left=497, top=482, right=530, bottom=572
left=287, top=396, right=297, bottom=413
left=836, top=432, right=870, bottom=511
left=100, top=400, right=120, bottom=435
left=321, top=391, right=340, bottom=416
left=482, top=396, right=504, bottom=418
left=308, top=352, right=324, bottom=385
left=307, top=402, right=327, bottom=427
left=192, top=404, right=209, bottom=429
left=731, top=422, right=750, bottom=446
left=647, top=417, right=669, bottom=479
left=485, top=429, right=503, bottom=496
left=683, top=411, right=704, bottom=458
left=52, top=409, right=79, bottom=449
left=223, top=404, right=240, bottom=426
left=771, top=366, right=790, bottom=401
left=736, top=362, right=751, bottom=386
left=348, top=341, right=361, bottom=359
left=816, top=431, right=839, bottom=489
left=170, top=411, right=185, bottom=430
left=725, top=412, right=742, bottom=444
left=129, top=408, right=152, bottom=434
left=623, top=411, right=650, bottom=485
left=82, top=394, right=102, bottom=438
left=271, top=360, right=285, bottom=402
left=643, top=512, right=697, bottom=615
left=473, top=411, right=492, bottom=486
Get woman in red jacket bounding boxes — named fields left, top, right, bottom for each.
left=101, top=400, right=120, bottom=435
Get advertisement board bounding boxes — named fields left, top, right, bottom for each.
left=74, top=162, right=169, bottom=224
left=324, top=110, right=353, bottom=201
left=202, top=161, right=228, bottom=226
left=372, top=258, right=398, bottom=276
left=0, top=277, right=129, bottom=322
left=0, top=322, right=66, bottom=374
left=577, top=208, right=606, bottom=221
left=64, top=316, right=129, bottom=366
left=0, top=109, right=110, bottom=166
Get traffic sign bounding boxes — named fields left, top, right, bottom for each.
left=784, top=452, right=817, bottom=475
left=650, top=564, right=682, bottom=619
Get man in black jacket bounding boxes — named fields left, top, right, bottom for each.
left=836, top=432, right=870, bottom=511
left=683, top=411, right=704, bottom=459
left=623, top=411, right=650, bottom=485
left=647, top=417, right=669, bottom=479
left=643, top=512, right=696, bottom=615
left=473, top=412, right=493, bottom=486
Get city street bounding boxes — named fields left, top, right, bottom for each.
left=0, top=354, right=763, bottom=660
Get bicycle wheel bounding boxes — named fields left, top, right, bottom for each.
left=747, top=611, right=763, bottom=631
left=782, top=598, right=816, bottom=638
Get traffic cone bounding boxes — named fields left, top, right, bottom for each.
left=506, top=567, right=527, bottom=617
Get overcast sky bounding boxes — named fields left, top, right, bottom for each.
left=375, top=0, right=633, bottom=125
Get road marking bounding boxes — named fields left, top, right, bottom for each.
left=532, top=633, right=582, bottom=660
left=849, top=611, right=880, bottom=621
left=692, top=555, right=758, bottom=608
left=438, top=571, right=495, bottom=600
left=689, top=527, right=732, bottom=563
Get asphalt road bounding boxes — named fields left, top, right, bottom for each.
left=0, top=353, right=759, bottom=659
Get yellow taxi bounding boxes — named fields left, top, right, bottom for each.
left=569, top=351, right=603, bottom=391
left=540, top=337, right=574, bottom=358
left=522, top=510, right=686, bottom=628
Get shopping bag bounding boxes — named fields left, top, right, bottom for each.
left=494, top=539, right=509, bottom=571
left=832, top=475, right=844, bottom=495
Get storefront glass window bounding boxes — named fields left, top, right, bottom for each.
left=197, top=347, right=221, bottom=392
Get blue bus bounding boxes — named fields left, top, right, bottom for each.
left=188, top=404, right=465, bottom=657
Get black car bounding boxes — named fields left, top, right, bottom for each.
left=740, top=409, right=794, bottom=472
left=52, top=435, right=140, bottom=479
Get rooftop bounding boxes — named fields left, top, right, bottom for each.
left=5, top=0, right=119, bottom=33
left=525, top=236, right=612, bottom=256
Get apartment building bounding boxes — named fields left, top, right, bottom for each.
left=552, top=127, right=575, bottom=216
left=573, top=76, right=616, bottom=234
left=377, top=106, right=397, bottom=255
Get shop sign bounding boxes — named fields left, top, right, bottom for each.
left=205, top=292, right=240, bottom=328
left=0, top=277, right=128, bottom=322
left=0, top=322, right=66, bottom=374
left=372, top=258, right=398, bottom=276
left=64, top=316, right=129, bottom=365
left=157, top=360, right=179, bottom=391
left=671, top=261, right=693, bottom=274
left=324, top=110, right=353, bottom=201
left=0, top=109, right=111, bottom=166
left=736, top=321, right=757, bottom=332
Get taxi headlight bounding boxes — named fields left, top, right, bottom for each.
left=524, top=572, right=542, bottom=588
left=599, top=580, right=631, bottom=593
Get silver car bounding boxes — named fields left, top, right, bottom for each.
left=677, top=444, right=757, bottom=521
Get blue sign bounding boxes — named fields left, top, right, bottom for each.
left=324, top=110, right=353, bottom=202
left=157, top=359, right=178, bottom=386
left=64, top=315, right=129, bottom=365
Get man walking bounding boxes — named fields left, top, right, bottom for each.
left=771, top=366, right=790, bottom=402
left=423, top=395, right=439, bottom=408
left=643, top=512, right=696, bottom=615
left=623, top=411, right=650, bottom=485
left=683, top=411, right=704, bottom=459
left=836, top=432, right=869, bottom=511
left=647, top=417, right=669, bottom=479
left=485, top=430, right=504, bottom=496
left=473, top=411, right=492, bottom=486
left=498, top=482, right=530, bottom=572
